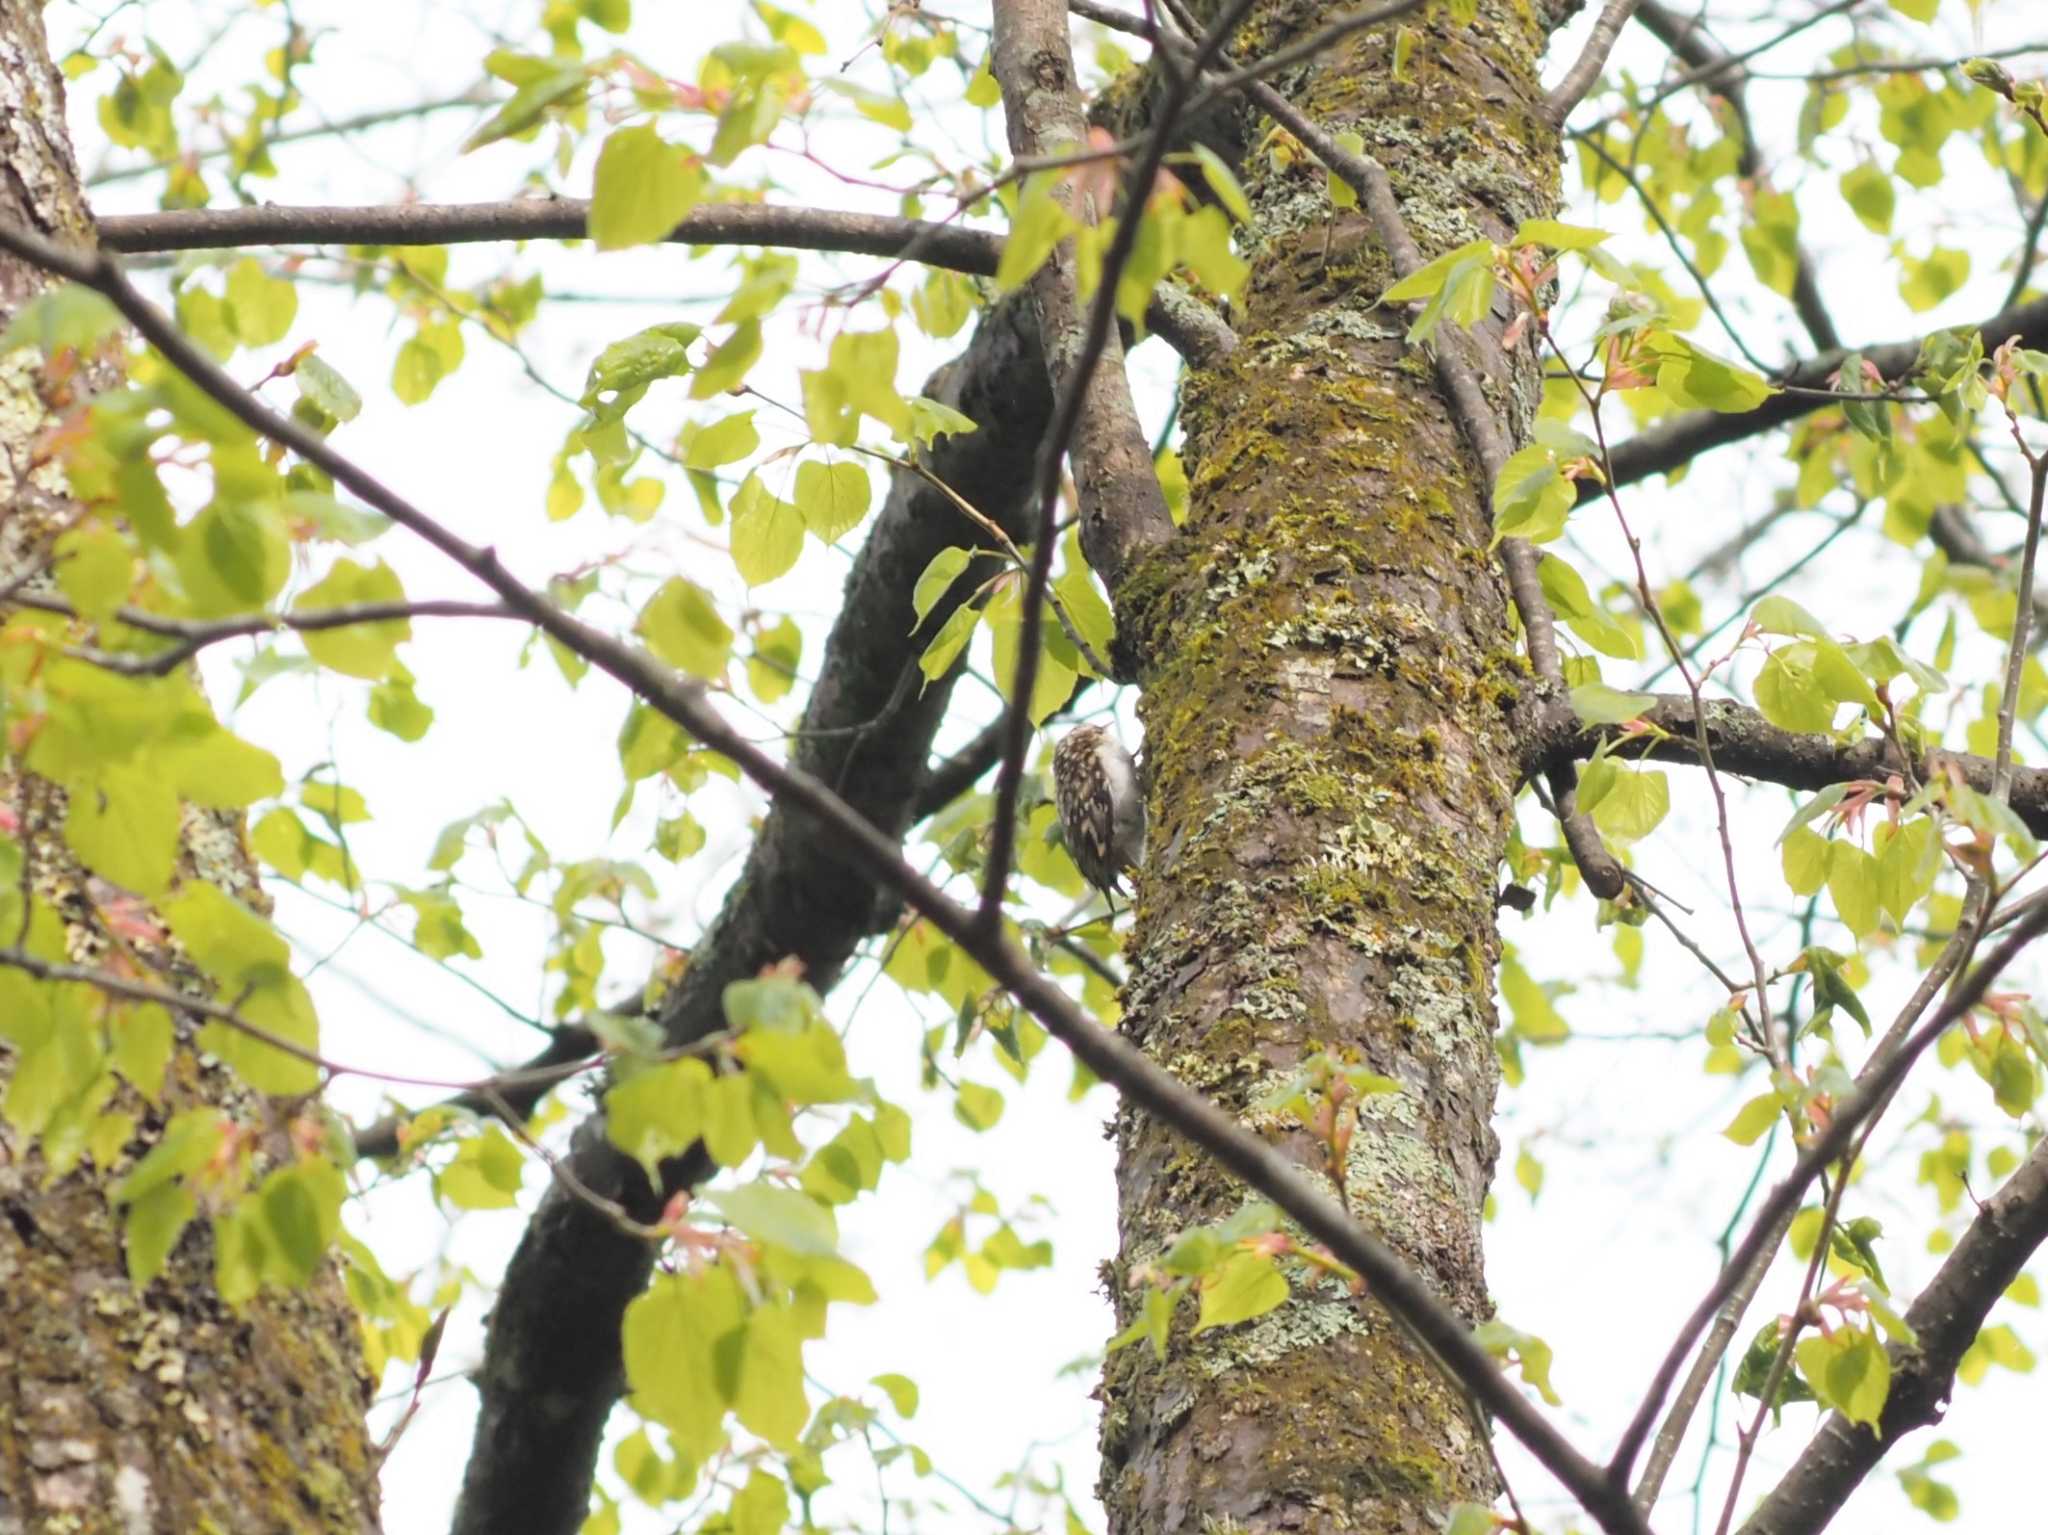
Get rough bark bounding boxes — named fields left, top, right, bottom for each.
left=451, top=293, right=1056, bottom=1535
left=1096, top=1, right=1562, bottom=1527
left=0, top=4, right=381, bottom=1529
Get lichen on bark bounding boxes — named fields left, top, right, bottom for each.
left=1098, top=1, right=1564, bottom=1528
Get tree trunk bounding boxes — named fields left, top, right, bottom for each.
left=1101, top=3, right=1561, bottom=1527
left=0, top=4, right=383, bottom=1528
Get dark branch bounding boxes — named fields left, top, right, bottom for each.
left=1741, top=1130, right=2048, bottom=1534
left=350, top=1026, right=599, bottom=1161
left=1542, top=0, right=1643, bottom=126
left=0, top=218, right=1647, bottom=1535
left=1635, top=0, right=1840, bottom=353
left=98, top=198, right=1007, bottom=273
left=12, top=591, right=515, bottom=676
left=1600, top=292, right=2048, bottom=495
left=1523, top=691, right=2048, bottom=840
left=1607, top=903, right=2048, bottom=1488
left=92, top=198, right=1238, bottom=366
left=455, top=293, right=1061, bottom=1533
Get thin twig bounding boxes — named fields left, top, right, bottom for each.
left=1542, top=0, right=1645, bottom=126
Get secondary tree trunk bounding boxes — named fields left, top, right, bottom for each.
left=1100, top=2, right=1563, bottom=1528
left=0, top=4, right=382, bottom=1528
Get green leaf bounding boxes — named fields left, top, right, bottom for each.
left=161, top=883, right=320, bottom=1094
left=223, top=257, right=297, bottom=347
left=731, top=1304, right=808, bottom=1446
left=123, top=1182, right=197, bottom=1287
left=1756, top=649, right=1838, bottom=734
left=793, top=459, right=870, bottom=543
left=730, top=473, right=805, bottom=586
left=682, top=409, right=757, bottom=470
left=65, top=764, right=179, bottom=898
left=706, top=1181, right=840, bottom=1257
left=584, top=322, right=701, bottom=415
left=689, top=320, right=763, bottom=399
left=1569, top=683, right=1653, bottom=725
left=638, top=577, right=733, bottom=679
left=1796, top=1327, right=1890, bottom=1426
left=1191, top=142, right=1252, bottom=223
left=0, top=282, right=120, bottom=355
left=1753, top=595, right=1830, bottom=639
left=1323, top=129, right=1365, bottom=209
left=293, top=353, right=362, bottom=428
left=1840, top=161, right=1895, bottom=235
left=590, top=123, right=704, bottom=250
left=176, top=497, right=290, bottom=617
left=54, top=526, right=133, bottom=623
left=995, top=174, right=1075, bottom=293
left=1511, top=218, right=1609, bottom=251
left=1194, top=1248, right=1289, bottom=1331
left=1781, top=825, right=1830, bottom=895
left=434, top=1125, right=526, bottom=1209
left=465, top=62, right=588, bottom=151
left=731, top=1469, right=791, bottom=1535
left=1828, top=842, right=1880, bottom=938
left=1654, top=337, right=1775, bottom=413
left=624, top=1269, right=743, bottom=1462
left=110, top=1002, right=173, bottom=1102
left=916, top=601, right=978, bottom=686
left=1588, top=766, right=1668, bottom=844
left=1723, top=1092, right=1782, bottom=1145
left=1492, top=443, right=1573, bottom=545
left=114, top=1108, right=226, bottom=1205
left=912, top=546, right=975, bottom=629
left=605, top=1057, right=711, bottom=1179
left=294, top=557, right=409, bottom=679
left=870, top=1372, right=919, bottom=1417
left=953, top=1080, right=1005, bottom=1131
left=1901, top=247, right=1970, bottom=314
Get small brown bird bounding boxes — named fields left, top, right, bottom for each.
left=1052, top=724, right=1146, bottom=916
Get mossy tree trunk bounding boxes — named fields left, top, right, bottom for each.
left=1101, top=2, right=1565, bottom=1528
left=0, top=4, right=383, bottom=1529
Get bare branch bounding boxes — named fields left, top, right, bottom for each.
left=976, top=0, right=1189, bottom=927
left=1523, top=691, right=2048, bottom=841
left=11, top=591, right=515, bottom=676
left=1633, top=0, right=1846, bottom=352
left=94, top=197, right=1239, bottom=366
left=1599, top=293, right=2048, bottom=494
left=0, top=218, right=1649, bottom=1535
left=1542, top=0, right=1644, bottom=126
left=1740, top=1130, right=2048, bottom=1534
left=1606, top=901, right=2048, bottom=1487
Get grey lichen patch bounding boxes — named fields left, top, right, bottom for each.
left=1195, top=1279, right=1370, bottom=1380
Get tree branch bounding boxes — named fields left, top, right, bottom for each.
left=1599, top=293, right=2048, bottom=494
left=10, top=591, right=515, bottom=676
left=1606, top=901, right=2048, bottom=1487
left=1741, top=1128, right=2048, bottom=1533
left=1523, top=691, right=2048, bottom=841
left=453, top=292, right=1063, bottom=1533
left=0, top=218, right=1652, bottom=1535
left=93, top=197, right=1238, bottom=368
left=1542, top=0, right=1644, bottom=126
left=976, top=0, right=1188, bottom=928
